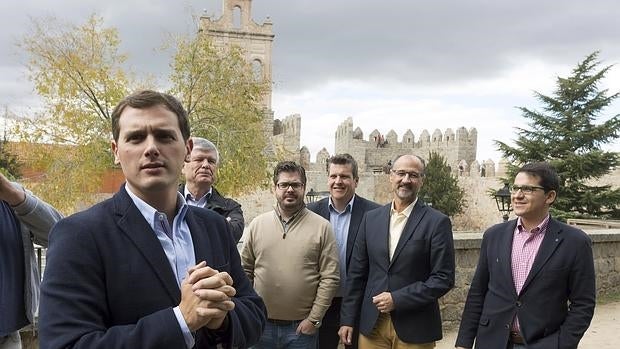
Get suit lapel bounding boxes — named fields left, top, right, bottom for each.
left=186, top=208, right=212, bottom=266
left=371, top=205, right=392, bottom=268
left=499, top=221, right=518, bottom=297
left=520, top=219, right=563, bottom=294
left=317, top=198, right=330, bottom=220
left=113, top=189, right=180, bottom=302
left=389, top=201, right=426, bottom=268
left=346, top=195, right=365, bottom=267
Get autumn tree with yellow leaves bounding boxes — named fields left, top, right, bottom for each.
left=15, top=14, right=270, bottom=211
left=15, top=15, right=132, bottom=212
left=168, top=31, right=271, bottom=196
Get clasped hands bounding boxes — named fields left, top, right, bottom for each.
left=180, top=261, right=236, bottom=331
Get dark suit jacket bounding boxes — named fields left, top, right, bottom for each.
left=39, top=186, right=266, bottom=349
left=455, top=218, right=596, bottom=349
left=340, top=200, right=455, bottom=344
left=307, top=195, right=380, bottom=271
left=179, top=184, right=245, bottom=243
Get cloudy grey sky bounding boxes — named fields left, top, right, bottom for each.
left=2, top=0, right=620, bottom=164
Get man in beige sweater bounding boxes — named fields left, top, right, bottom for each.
left=242, top=161, right=340, bottom=349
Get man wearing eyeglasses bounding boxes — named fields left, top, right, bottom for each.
left=339, top=154, right=455, bottom=349
left=241, top=161, right=340, bottom=348
left=181, top=137, right=244, bottom=242
left=456, top=161, right=595, bottom=349
left=307, top=153, right=380, bottom=349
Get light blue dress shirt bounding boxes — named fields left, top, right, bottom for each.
left=184, top=186, right=212, bottom=208
left=125, top=185, right=197, bottom=348
left=328, top=196, right=354, bottom=297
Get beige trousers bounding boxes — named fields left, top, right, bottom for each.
left=358, top=313, right=435, bottom=349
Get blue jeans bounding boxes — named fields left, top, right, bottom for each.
left=253, top=319, right=317, bottom=349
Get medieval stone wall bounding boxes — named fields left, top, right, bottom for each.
left=272, top=114, right=301, bottom=157
left=333, top=117, right=477, bottom=173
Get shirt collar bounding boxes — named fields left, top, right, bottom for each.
left=516, top=214, right=550, bottom=235
left=390, top=198, right=417, bottom=218
left=328, top=195, right=355, bottom=214
left=275, top=203, right=306, bottom=225
left=184, top=185, right=212, bottom=202
left=126, top=184, right=188, bottom=229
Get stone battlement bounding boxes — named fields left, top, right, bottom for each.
left=333, top=117, right=477, bottom=172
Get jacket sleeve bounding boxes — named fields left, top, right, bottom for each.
left=224, top=199, right=245, bottom=243
left=199, top=221, right=266, bottom=348
left=455, top=231, right=491, bottom=348
left=11, top=182, right=63, bottom=247
left=307, top=224, right=340, bottom=322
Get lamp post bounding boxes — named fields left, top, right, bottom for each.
left=494, top=183, right=512, bottom=222
left=306, top=188, right=317, bottom=203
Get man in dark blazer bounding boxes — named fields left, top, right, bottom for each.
left=181, top=136, right=244, bottom=242
left=456, top=162, right=595, bottom=349
left=39, top=90, right=266, bottom=349
left=339, top=154, right=455, bottom=348
left=307, top=153, right=380, bottom=349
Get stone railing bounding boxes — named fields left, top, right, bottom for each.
left=440, top=228, right=620, bottom=330
left=567, top=219, right=620, bottom=229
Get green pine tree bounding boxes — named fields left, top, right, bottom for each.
left=496, top=51, right=620, bottom=220
left=419, top=152, right=466, bottom=217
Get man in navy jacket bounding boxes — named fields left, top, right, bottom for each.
left=39, top=90, right=265, bottom=349
left=339, top=154, right=455, bottom=348
left=456, top=162, right=595, bottom=349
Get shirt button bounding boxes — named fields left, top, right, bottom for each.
left=516, top=301, right=522, bottom=307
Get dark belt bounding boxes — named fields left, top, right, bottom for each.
left=267, top=318, right=301, bottom=326
left=509, top=331, right=525, bottom=344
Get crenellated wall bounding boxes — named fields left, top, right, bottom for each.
left=272, top=114, right=301, bottom=157
left=333, top=117, right=477, bottom=173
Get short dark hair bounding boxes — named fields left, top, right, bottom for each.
left=393, top=154, right=427, bottom=175
left=517, top=161, right=559, bottom=193
left=111, top=90, right=190, bottom=142
left=329, top=153, right=359, bottom=180
left=273, top=161, right=307, bottom=185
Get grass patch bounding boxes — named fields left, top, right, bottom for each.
left=598, top=291, right=620, bottom=304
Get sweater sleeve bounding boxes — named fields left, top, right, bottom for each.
left=307, top=223, right=340, bottom=322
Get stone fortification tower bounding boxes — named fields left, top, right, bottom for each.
left=335, top=118, right=477, bottom=173
left=335, top=117, right=369, bottom=172
left=273, top=114, right=301, bottom=159
left=199, top=0, right=275, bottom=152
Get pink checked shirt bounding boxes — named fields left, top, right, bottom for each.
left=511, top=214, right=550, bottom=332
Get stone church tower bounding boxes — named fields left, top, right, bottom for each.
left=199, top=0, right=275, bottom=153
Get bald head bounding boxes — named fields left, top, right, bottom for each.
left=389, top=154, right=426, bottom=210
